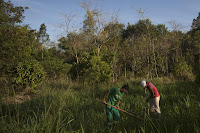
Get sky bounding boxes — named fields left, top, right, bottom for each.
left=10, top=0, right=200, bottom=42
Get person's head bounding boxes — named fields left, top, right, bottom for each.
left=141, top=79, right=147, bottom=87
left=121, top=84, right=129, bottom=93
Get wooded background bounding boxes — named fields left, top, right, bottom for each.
left=1, top=0, right=200, bottom=93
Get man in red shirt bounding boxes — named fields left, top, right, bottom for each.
left=141, top=79, right=161, bottom=116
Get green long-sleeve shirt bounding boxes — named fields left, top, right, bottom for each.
left=106, top=87, right=124, bottom=106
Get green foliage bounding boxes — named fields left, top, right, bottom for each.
left=0, top=25, right=37, bottom=77
left=191, top=12, right=200, bottom=30
left=83, top=10, right=99, bottom=35
left=33, top=47, right=72, bottom=79
left=0, top=0, right=28, bottom=25
left=42, top=57, right=71, bottom=79
left=134, top=19, right=157, bottom=37
left=81, top=55, right=112, bottom=83
left=14, top=59, right=46, bottom=88
left=193, top=30, right=200, bottom=82
left=0, top=0, right=36, bottom=79
left=36, top=23, right=50, bottom=47
left=156, top=24, right=168, bottom=35
left=1, top=0, right=200, bottom=85
left=173, top=57, right=195, bottom=80
left=192, top=30, right=200, bottom=55
left=1, top=80, right=200, bottom=132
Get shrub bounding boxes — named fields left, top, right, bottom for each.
left=173, top=58, right=195, bottom=80
left=81, top=56, right=112, bottom=84
left=42, top=57, right=72, bottom=79
left=14, top=59, right=46, bottom=89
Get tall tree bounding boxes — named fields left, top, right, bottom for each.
left=0, top=0, right=28, bottom=25
left=0, top=25, right=37, bottom=77
left=0, top=0, right=33, bottom=77
left=193, top=30, right=200, bottom=82
left=36, top=23, right=50, bottom=61
left=191, top=12, right=200, bottom=30
left=102, top=22, right=124, bottom=81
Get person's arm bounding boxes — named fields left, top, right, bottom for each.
left=146, top=86, right=154, bottom=103
left=144, top=86, right=147, bottom=94
left=103, top=90, right=109, bottom=103
left=116, top=99, right=120, bottom=109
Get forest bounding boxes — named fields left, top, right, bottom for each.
left=0, top=0, right=200, bottom=132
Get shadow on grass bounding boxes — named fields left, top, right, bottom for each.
left=0, top=94, right=55, bottom=123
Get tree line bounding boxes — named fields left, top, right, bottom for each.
left=0, top=0, right=200, bottom=93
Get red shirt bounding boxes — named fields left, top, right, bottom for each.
left=147, top=82, right=159, bottom=98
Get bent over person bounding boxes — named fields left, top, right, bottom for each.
left=141, top=79, right=161, bottom=117
left=103, top=85, right=129, bottom=126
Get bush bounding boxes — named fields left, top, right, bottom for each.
left=173, top=58, right=195, bottom=80
left=81, top=56, right=112, bottom=84
left=14, top=59, right=46, bottom=89
left=42, top=57, right=72, bottom=79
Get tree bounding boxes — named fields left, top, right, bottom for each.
left=81, top=0, right=103, bottom=55
left=14, top=59, right=46, bottom=89
left=0, top=0, right=39, bottom=93
left=58, top=33, right=85, bottom=80
left=0, top=0, right=28, bottom=25
left=192, top=30, right=200, bottom=82
left=80, top=54, right=112, bottom=84
left=37, top=23, right=50, bottom=60
left=191, top=12, right=200, bottom=30
left=102, top=22, right=124, bottom=81
left=0, top=0, right=31, bottom=77
left=0, top=25, right=37, bottom=77
left=121, top=19, right=160, bottom=79
left=173, top=57, right=194, bottom=80
left=41, top=47, right=72, bottom=79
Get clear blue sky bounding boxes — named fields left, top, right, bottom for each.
left=10, top=0, right=200, bottom=42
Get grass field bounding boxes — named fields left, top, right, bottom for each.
left=0, top=79, right=200, bottom=133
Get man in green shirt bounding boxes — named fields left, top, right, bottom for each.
left=102, top=85, right=129, bottom=126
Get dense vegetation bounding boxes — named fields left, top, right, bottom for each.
left=1, top=0, right=200, bottom=92
left=0, top=0, right=200, bottom=132
left=1, top=79, right=200, bottom=132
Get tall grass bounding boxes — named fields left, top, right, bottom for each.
left=0, top=79, right=200, bottom=133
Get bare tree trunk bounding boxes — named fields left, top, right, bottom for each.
left=112, top=73, right=115, bottom=82
left=125, top=63, right=127, bottom=78
left=42, top=45, right=44, bottom=61
left=112, top=65, right=115, bottom=82
left=152, top=43, right=158, bottom=77
left=199, top=55, right=200, bottom=78
left=147, top=39, right=150, bottom=79
left=75, top=50, right=79, bottom=80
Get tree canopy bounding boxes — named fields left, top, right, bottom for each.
left=0, top=0, right=200, bottom=93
